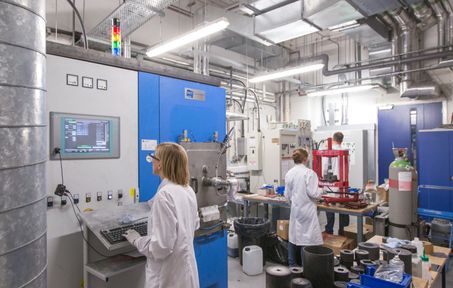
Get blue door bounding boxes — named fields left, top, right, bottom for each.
left=138, top=72, right=161, bottom=201
left=378, top=102, right=442, bottom=184
left=159, top=76, right=226, bottom=143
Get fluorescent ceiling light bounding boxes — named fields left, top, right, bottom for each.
left=249, top=63, right=324, bottom=83
left=146, top=18, right=229, bottom=57
left=257, top=19, right=319, bottom=43
left=368, top=48, right=392, bottom=56
left=307, top=84, right=378, bottom=97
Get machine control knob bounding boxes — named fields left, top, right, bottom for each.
left=451, top=176, right=453, bottom=181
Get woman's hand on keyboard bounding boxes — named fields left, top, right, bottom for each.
left=123, top=229, right=141, bottom=244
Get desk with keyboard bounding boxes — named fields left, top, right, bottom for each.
left=79, top=203, right=150, bottom=286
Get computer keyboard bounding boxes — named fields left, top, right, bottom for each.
left=100, top=221, right=148, bottom=244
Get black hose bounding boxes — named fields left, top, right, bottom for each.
left=65, top=0, right=88, bottom=49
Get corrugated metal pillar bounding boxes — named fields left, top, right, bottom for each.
left=0, top=1, right=47, bottom=288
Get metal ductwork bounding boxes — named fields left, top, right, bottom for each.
left=391, top=8, right=441, bottom=99
left=429, top=0, right=446, bottom=51
left=410, top=1, right=437, bottom=31
left=441, top=0, right=453, bottom=49
left=390, top=8, right=415, bottom=97
left=0, top=1, right=47, bottom=287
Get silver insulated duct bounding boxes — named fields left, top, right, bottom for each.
left=0, top=1, right=47, bottom=288
left=392, top=8, right=440, bottom=99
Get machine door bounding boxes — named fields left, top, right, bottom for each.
left=378, top=102, right=442, bottom=184
left=418, top=131, right=453, bottom=211
left=450, top=133, right=453, bottom=186
left=418, top=131, right=451, bottom=186
left=159, top=76, right=226, bottom=142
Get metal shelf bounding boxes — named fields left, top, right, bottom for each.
left=88, top=0, right=176, bottom=41
left=85, top=254, right=146, bottom=282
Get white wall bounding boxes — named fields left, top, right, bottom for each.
left=46, top=55, right=142, bottom=288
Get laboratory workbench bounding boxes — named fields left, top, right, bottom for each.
left=367, top=235, right=451, bottom=288
left=238, top=193, right=382, bottom=243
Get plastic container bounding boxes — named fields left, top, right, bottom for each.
left=411, top=237, right=423, bottom=258
left=242, top=245, right=263, bottom=276
left=421, top=250, right=431, bottom=283
left=374, top=255, right=404, bottom=284
left=234, top=217, right=270, bottom=265
left=227, top=232, right=239, bottom=258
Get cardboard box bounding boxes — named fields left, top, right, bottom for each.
left=377, top=186, right=388, bottom=202
left=343, top=223, right=374, bottom=241
left=322, top=233, right=357, bottom=255
left=277, top=220, right=289, bottom=241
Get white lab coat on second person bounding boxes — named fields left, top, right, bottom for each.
left=285, top=164, right=323, bottom=246
left=132, top=179, right=200, bottom=288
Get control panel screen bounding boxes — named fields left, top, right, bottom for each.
left=50, top=112, right=120, bottom=159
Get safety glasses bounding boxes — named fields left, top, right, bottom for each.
left=148, top=152, right=160, bottom=161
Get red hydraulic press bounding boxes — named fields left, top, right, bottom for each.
left=312, top=137, right=360, bottom=204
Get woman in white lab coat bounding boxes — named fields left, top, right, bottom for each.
left=284, top=148, right=323, bottom=267
left=123, top=142, right=200, bottom=288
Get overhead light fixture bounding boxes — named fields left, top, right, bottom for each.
left=249, top=63, right=324, bottom=83
left=146, top=17, right=229, bottom=57
left=328, top=20, right=360, bottom=32
left=307, top=84, right=379, bottom=97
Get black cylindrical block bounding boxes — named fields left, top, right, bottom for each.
left=290, top=267, right=304, bottom=279
left=400, top=244, right=417, bottom=254
left=334, top=266, right=349, bottom=282
left=360, top=259, right=378, bottom=272
left=358, top=242, right=380, bottom=261
left=266, top=266, right=291, bottom=288
left=291, top=278, right=313, bottom=288
left=354, top=249, right=369, bottom=265
left=350, top=265, right=364, bottom=275
left=340, top=249, right=354, bottom=269
left=303, top=246, right=334, bottom=288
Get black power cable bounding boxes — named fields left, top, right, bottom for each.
left=65, top=0, right=88, bottom=49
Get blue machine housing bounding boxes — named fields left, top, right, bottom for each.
left=138, top=72, right=227, bottom=288
left=418, top=129, right=453, bottom=212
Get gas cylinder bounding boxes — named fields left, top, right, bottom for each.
left=388, top=148, right=418, bottom=240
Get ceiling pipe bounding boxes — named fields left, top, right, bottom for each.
left=429, top=0, right=446, bottom=52
left=294, top=47, right=453, bottom=77
left=390, top=8, right=416, bottom=97
left=441, top=0, right=453, bottom=50
left=381, top=13, right=399, bottom=88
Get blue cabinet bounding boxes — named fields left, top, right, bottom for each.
left=378, top=102, right=442, bottom=184
left=418, top=130, right=453, bottom=212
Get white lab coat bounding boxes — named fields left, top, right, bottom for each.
left=133, top=179, right=200, bottom=288
left=285, top=164, right=323, bottom=246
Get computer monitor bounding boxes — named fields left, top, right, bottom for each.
left=49, top=112, right=120, bottom=160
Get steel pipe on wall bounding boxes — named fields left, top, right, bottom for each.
left=0, top=1, right=47, bottom=287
